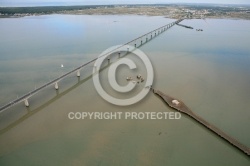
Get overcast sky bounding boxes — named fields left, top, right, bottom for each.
left=1, top=0, right=250, bottom=7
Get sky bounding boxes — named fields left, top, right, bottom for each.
left=1, top=0, right=250, bottom=7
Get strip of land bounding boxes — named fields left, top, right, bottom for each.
left=153, top=89, right=250, bottom=156
left=1, top=4, right=250, bottom=20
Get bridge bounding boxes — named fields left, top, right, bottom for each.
left=1, top=17, right=249, bottom=157
left=0, top=18, right=183, bottom=112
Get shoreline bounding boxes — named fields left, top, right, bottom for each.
left=1, top=5, right=250, bottom=20
left=1, top=13, right=250, bottom=21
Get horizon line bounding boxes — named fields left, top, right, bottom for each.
left=1, top=2, right=250, bottom=8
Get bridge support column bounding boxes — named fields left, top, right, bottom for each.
left=134, top=43, right=136, bottom=47
left=127, top=46, right=129, bottom=52
left=24, top=99, right=29, bottom=107
left=141, top=40, right=142, bottom=45
left=77, top=70, right=80, bottom=77
left=118, top=52, right=121, bottom=58
left=151, top=34, right=152, bottom=38
left=146, top=37, right=148, bottom=42
left=55, top=82, right=59, bottom=90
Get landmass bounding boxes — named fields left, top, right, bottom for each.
left=0, top=4, right=250, bottom=20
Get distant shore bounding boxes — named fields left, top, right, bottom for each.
left=1, top=4, right=250, bottom=20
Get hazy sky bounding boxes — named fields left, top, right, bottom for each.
left=1, top=0, right=250, bottom=7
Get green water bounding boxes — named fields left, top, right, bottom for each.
left=0, top=15, right=249, bottom=165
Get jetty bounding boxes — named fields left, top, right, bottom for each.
left=176, top=23, right=193, bottom=29
left=153, top=89, right=250, bottom=156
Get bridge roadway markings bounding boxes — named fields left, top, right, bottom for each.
left=0, top=19, right=184, bottom=113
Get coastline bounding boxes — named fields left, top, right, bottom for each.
left=1, top=5, right=250, bottom=20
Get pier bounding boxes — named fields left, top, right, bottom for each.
left=153, top=89, right=250, bottom=156
left=176, top=23, right=193, bottom=29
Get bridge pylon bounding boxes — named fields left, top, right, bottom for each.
left=24, top=99, right=29, bottom=107
left=77, top=70, right=80, bottom=77
left=55, top=82, right=59, bottom=90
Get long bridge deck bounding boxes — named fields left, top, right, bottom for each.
left=0, top=18, right=183, bottom=112
left=153, top=89, right=250, bottom=156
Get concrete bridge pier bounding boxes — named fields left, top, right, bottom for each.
left=93, top=64, right=97, bottom=73
left=55, top=82, right=59, bottom=90
left=24, top=99, right=29, bottom=107
left=0, top=19, right=184, bottom=113
left=77, top=70, right=80, bottom=77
